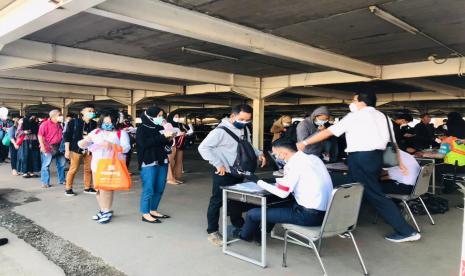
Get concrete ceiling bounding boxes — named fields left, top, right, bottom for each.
left=2, top=0, right=465, bottom=116
left=162, top=0, right=465, bottom=64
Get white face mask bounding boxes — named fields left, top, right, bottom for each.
left=173, top=117, right=179, bottom=123
left=349, top=103, right=359, bottom=113
left=57, top=116, right=64, bottom=123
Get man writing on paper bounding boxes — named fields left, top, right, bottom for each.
left=236, top=138, right=333, bottom=242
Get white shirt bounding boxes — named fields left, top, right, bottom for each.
left=328, top=107, right=395, bottom=153
left=80, top=129, right=131, bottom=172
left=258, top=151, right=333, bottom=211
left=387, top=150, right=420, bottom=186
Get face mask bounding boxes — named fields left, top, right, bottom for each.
left=57, top=116, right=64, bottom=123
left=314, top=120, right=328, bottom=126
left=173, top=117, right=179, bottom=123
left=349, top=103, right=358, bottom=113
left=152, top=116, right=164, bottom=126
left=283, top=123, right=291, bottom=127
left=101, top=123, right=114, bottom=131
left=85, top=112, right=96, bottom=119
left=233, top=120, right=248, bottom=129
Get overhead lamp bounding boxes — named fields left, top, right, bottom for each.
left=181, top=47, right=239, bottom=61
left=0, top=0, right=67, bottom=39
left=369, top=6, right=419, bottom=35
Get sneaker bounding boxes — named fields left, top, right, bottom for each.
left=65, top=189, right=76, bottom=196
left=92, top=210, right=113, bottom=220
left=207, top=231, right=223, bottom=247
left=84, top=188, right=97, bottom=195
left=97, top=211, right=113, bottom=224
left=272, top=170, right=284, bottom=177
left=385, top=232, right=421, bottom=243
left=456, top=204, right=464, bottom=210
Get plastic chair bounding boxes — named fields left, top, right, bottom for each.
left=281, top=183, right=367, bottom=276
left=386, top=163, right=435, bottom=232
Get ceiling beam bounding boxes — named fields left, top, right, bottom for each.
left=88, top=0, right=379, bottom=77
left=0, top=0, right=106, bottom=46
left=395, top=78, right=465, bottom=97
left=185, top=84, right=232, bottom=95
left=0, top=56, right=45, bottom=70
left=295, top=92, right=463, bottom=106
left=261, top=71, right=371, bottom=98
left=285, top=87, right=352, bottom=100
left=381, top=57, right=465, bottom=80
left=0, top=68, right=183, bottom=93
left=0, top=87, right=94, bottom=100
left=0, top=40, right=259, bottom=95
left=0, top=78, right=106, bottom=95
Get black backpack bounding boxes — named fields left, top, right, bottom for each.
left=283, top=121, right=299, bottom=143
left=218, top=126, right=257, bottom=177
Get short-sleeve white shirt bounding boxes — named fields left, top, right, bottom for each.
left=328, top=107, right=395, bottom=153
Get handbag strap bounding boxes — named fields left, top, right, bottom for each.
left=384, top=113, right=398, bottom=150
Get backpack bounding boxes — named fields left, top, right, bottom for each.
left=218, top=126, right=257, bottom=177
left=406, top=194, right=449, bottom=215
left=283, top=121, right=299, bottom=143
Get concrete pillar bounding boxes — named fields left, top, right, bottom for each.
left=128, top=104, right=137, bottom=119
left=252, top=98, right=264, bottom=150
left=20, top=103, right=25, bottom=116
left=61, top=105, right=69, bottom=117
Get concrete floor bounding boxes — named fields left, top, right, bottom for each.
left=0, top=149, right=462, bottom=276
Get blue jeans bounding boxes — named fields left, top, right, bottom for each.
left=40, top=153, right=66, bottom=185
left=240, top=202, right=325, bottom=240
left=140, top=164, right=168, bottom=214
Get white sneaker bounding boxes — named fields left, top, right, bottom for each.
left=385, top=232, right=421, bottom=243
left=272, top=170, right=284, bottom=177
left=208, top=231, right=223, bottom=247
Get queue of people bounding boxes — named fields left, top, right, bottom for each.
left=1, top=95, right=463, bottom=250
left=0, top=105, right=196, bottom=226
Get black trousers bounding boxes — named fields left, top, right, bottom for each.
left=206, top=172, right=253, bottom=234
left=348, top=150, right=416, bottom=236
left=0, top=144, right=8, bottom=162
left=380, top=180, right=413, bottom=195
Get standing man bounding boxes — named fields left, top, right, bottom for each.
left=198, top=104, right=266, bottom=246
left=297, top=91, right=420, bottom=243
left=38, top=110, right=66, bottom=188
left=64, top=105, right=97, bottom=196
left=413, top=113, right=435, bottom=150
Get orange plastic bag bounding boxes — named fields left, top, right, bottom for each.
left=94, top=145, right=131, bottom=191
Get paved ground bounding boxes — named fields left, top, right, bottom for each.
left=0, top=149, right=462, bottom=276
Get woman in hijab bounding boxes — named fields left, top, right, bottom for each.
left=446, top=112, right=465, bottom=139
left=166, top=113, right=188, bottom=185
left=16, top=114, right=41, bottom=178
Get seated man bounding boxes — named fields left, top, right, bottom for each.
left=380, top=150, right=420, bottom=195
left=418, top=135, right=465, bottom=193
left=237, top=138, right=333, bottom=242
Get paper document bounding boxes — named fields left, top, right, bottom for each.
left=230, top=182, right=265, bottom=193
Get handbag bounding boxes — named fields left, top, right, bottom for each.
left=383, top=113, right=399, bottom=167
left=94, top=144, right=131, bottom=191
left=15, top=135, right=25, bottom=147
left=2, top=133, right=10, bottom=146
